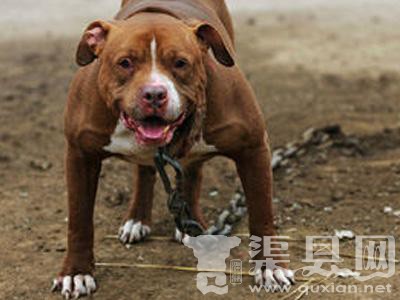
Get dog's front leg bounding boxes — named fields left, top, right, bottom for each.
left=119, top=165, right=155, bottom=245
left=53, top=143, right=102, bottom=298
left=233, top=143, right=295, bottom=289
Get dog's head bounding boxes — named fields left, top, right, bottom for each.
left=76, top=13, right=234, bottom=147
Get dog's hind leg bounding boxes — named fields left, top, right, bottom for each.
left=119, top=165, right=155, bottom=245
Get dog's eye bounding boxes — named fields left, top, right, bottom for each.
left=174, top=58, right=189, bottom=69
left=118, top=58, right=133, bottom=70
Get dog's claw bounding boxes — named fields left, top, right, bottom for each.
left=84, top=275, right=96, bottom=295
left=284, top=269, right=296, bottom=285
left=52, top=274, right=96, bottom=298
left=119, top=219, right=151, bottom=245
left=254, top=268, right=295, bottom=292
left=61, top=276, right=72, bottom=298
left=51, top=278, right=60, bottom=292
left=72, top=275, right=87, bottom=299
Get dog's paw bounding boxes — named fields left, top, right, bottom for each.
left=51, top=274, right=96, bottom=299
left=254, top=268, right=295, bottom=292
left=174, top=227, right=190, bottom=244
left=118, top=219, right=151, bottom=245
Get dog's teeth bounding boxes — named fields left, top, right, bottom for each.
left=163, top=126, right=171, bottom=134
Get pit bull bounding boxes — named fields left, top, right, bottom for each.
left=52, top=0, right=295, bottom=297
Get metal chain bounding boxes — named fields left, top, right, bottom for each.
left=154, top=125, right=343, bottom=237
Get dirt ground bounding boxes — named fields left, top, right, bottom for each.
left=1, top=1, right=400, bottom=299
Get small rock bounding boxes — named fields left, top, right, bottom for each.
left=209, top=189, right=219, bottom=197
left=30, top=160, right=52, bottom=171
left=334, top=229, right=355, bottom=240
left=393, top=210, right=400, bottom=217
left=290, top=203, right=302, bottom=211
left=337, top=270, right=360, bottom=278
left=303, top=128, right=316, bottom=143
left=324, top=206, right=333, bottom=212
left=384, top=206, right=393, bottom=214
left=299, top=198, right=315, bottom=208
left=19, top=191, right=29, bottom=198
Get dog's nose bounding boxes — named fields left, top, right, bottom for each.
left=141, top=85, right=168, bottom=107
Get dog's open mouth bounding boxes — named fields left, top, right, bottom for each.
left=121, top=112, right=186, bottom=146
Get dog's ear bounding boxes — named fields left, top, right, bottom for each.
left=121, top=0, right=130, bottom=8
left=76, top=20, right=114, bottom=66
left=194, top=23, right=235, bottom=67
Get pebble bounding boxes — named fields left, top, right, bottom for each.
left=334, top=229, right=355, bottom=240
left=209, top=189, right=219, bottom=197
left=393, top=210, right=400, bottom=217
left=19, top=191, right=29, bottom=198
left=290, top=203, right=302, bottom=211
left=273, top=198, right=280, bottom=204
left=337, top=270, right=360, bottom=278
left=383, top=206, right=393, bottom=214
left=29, top=160, right=52, bottom=171
left=303, top=128, right=316, bottom=143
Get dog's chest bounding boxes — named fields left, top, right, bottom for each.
left=104, top=121, right=218, bottom=165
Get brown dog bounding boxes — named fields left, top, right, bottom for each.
left=53, top=0, right=295, bottom=297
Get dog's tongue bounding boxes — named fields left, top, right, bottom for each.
left=136, top=124, right=171, bottom=145
left=138, top=124, right=165, bottom=138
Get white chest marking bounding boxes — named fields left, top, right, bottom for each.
left=103, top=120, right=156, bottom=165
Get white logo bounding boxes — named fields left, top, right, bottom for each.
left=183, top=235, right=241, bottom=295
left=355, top=236, right=395, bottom=281
left=298, top=235, right=396, bottom=281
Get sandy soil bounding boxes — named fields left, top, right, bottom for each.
left=1, top=1, right=400, bottom=299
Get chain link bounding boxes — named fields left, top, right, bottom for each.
left=155, top=125, right=343, bottom=237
